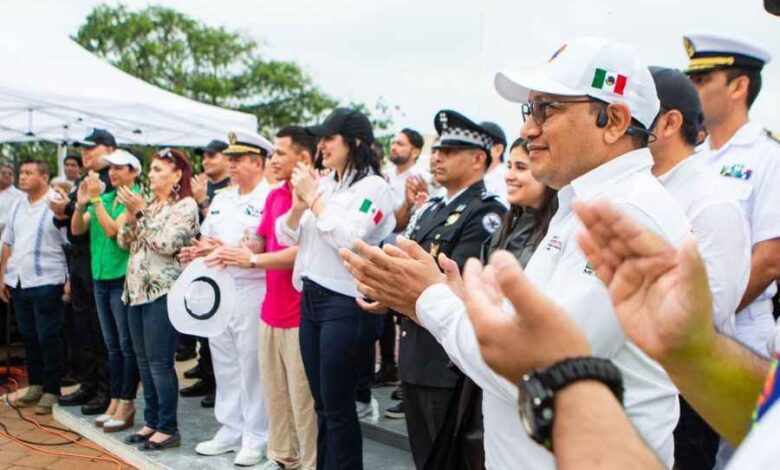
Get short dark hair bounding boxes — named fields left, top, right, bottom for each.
left=725, top=68, right=762, bottom=109
left=400, top=128, right=424, bottom=150
left=20, top=158, right=51, bottom=178
left=64, top=154, right=82, bottom=167
left=276, top=126, right=317, bottom=157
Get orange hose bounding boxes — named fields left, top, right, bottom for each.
left=2, top=377, right=133, bottom=470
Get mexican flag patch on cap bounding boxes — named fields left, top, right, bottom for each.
left=359, top=198, right=384, bottom=225
left=592, top=68, right=627, bottom=95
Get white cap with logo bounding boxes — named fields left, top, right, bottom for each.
left=103, top=149, right=142, bottom=171
left=495, top=36, right=660, bottom=130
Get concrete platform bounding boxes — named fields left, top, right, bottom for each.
left=52, top=369, right=414, bottom=469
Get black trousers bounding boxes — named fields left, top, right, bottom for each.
left=674, top=396, right=719, bottom=470
left=403, top=382, right=455, bottom=470
left=378, top=313, right=397, bottom=367
left=178, top=334, right=214, bottom=381
left=65, top=246, right=109, bottom=395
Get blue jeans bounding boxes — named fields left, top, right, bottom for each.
left=300, top=279, right=374, bottom=470
left=127, top=295, right=178, bottom=434
left=11, top=284, right=64, bottom=395
left=94, top=278, right=139, bottom=400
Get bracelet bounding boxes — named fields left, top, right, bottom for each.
left=76, top=204, right=87, bottom=213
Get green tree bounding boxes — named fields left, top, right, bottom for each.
left=73, top=4, right=395, bottom=135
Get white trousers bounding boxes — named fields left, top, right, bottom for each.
left=210, top=282, right=269, bottom=451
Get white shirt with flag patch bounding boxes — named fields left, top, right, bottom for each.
left=694, top=121, right=780, bottom=357
left=414, top=148, right=690, bottom=470
left=276, top=172, right=395, bottom=297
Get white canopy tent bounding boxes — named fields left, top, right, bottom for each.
left=0, top=29, right=258, bottom=147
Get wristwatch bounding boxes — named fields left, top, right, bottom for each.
left=135, top=210, right=145, bottom=220
left=198, top=198, right=211, bottom=210
left=249, top=254, right=259, bottom=269
left=517, top=357, right=623, bottom=451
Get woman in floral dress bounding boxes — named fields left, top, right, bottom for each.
left=117, top=148, right=199, bottom=451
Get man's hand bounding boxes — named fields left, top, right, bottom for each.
left=191, top=174, right=208, bottom=204
left=339, top=236, right=446, bottom=318
left=463, top=251, right=590, bottom=383
left=49, top=187, right=70, bottom=219
left=85, top=171, right=103, bottom=199
left=573, top=200, right=716, bottom=363
left=63, top=280, right=71, bottom=304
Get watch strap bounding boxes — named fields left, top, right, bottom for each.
left=540, top=357, right=624, bottom=405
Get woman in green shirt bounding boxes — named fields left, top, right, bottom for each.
left=72, top=149, right=142, bottom=433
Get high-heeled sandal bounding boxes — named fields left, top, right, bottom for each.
left=103, top=409, right=136, bottom=433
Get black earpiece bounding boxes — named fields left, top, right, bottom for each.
left=596, top=106, right=609, bottom=128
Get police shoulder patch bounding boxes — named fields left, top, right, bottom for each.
left=481, top=212, right=502, bottom=234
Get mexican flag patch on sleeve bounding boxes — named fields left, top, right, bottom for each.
left=359, top=198, right=384, bottom=225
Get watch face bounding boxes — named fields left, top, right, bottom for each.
left=517, top=376, right=537, bottom=437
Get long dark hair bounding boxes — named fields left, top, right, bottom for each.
left=495, top=138, right=558, bottom=248
left=315, top=136, right=383, bottom=186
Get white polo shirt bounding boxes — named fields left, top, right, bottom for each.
left=483, top=163, right=509, bottom=208
left=2, top=191, right=67, bottom=289
left=0, top=185, right=23, bottom=237
left=385, top=164, right=432, bottom=212
left=200, top=180, right=271, bottom=285
left=276, top=172, right=396, bottom=297
left=416, top=148, right=690, bottom=469
left=657, top=156, right=751, bottom=337
left=695, top=122, right=780, bottom=356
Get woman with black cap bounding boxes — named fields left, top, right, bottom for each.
left=276, top=108, right=396, bottom=470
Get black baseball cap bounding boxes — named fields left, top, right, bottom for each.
left=194, top=139, right=229, bottom=156
left=74, top=128, right=117, bottom=148
left=649, top=66, right=704, bottom=129
left=306, top=108, right=375, bottom=143
left=479, top=121, right=507, bottom=148
left=767, top=0, right=780, bottom=15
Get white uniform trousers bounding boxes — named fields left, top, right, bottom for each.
left=210, top=282, right=269, bottom=451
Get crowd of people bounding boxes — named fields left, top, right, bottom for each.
left=1, top=21, right=780, bottom=470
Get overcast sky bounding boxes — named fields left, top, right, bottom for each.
left=5, top=0, right=780, bottom=138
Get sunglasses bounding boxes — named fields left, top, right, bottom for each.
left=157, top=147, right=176, bottom=162
left=521, top=98, right=598, bottom=126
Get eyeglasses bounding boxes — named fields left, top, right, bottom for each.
left=521, top=99, right=597, bottom=126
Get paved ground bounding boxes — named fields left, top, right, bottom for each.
left=0, top=383, right=135, bottom=470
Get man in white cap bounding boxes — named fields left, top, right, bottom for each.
left=341, top=36, right=690, bottom=469
left=682, top=29, right=780, bottom=470
left=180, top=130, right=272, bottom=466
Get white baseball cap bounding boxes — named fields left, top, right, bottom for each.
left=103, top=149, right=142, bottom=171
left=495, top=36, right=660, bottom=130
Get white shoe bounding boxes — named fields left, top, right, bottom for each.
left=234, top=447, right=265, bottom=467
left=356, top=400, right=372, bottom=418
left=195, top=439, right=240, bottom=456
left=259, top=460, right=291, bottom=470
left=95, top=413, right=113, bottom=427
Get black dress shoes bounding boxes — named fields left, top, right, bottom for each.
left=200, top=394, right=215, bottom=408
left=81, top=394, right=110, bottom=415
left=58, top=388, right=94, bottom=407
left=139, top=431, right=181, bottom=451
left=175, top=350, right=197, bottom=362
left=183, top=364, right=203, bottom=379
left=179, top=379, right=215, bottom=397
left=125, top=431, right=154, bottom=444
